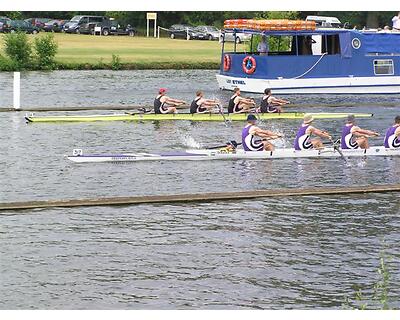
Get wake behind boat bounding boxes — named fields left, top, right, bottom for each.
left=67, top=146, right=400, bottom=163
left=26, top=112, right=373, bottom=123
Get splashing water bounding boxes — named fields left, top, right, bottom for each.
left=180, top=134, right=202, bottom=149
left=357, top=158, right=368, bottom=168
left=267, top=123, right=288, bottom=148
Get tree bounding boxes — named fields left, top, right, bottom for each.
left=316, top=11, right=396, bottom=28
left=255, top=11, right=299, bottom=20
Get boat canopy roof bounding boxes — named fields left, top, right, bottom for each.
left=223, top=28, right=353, bottom=36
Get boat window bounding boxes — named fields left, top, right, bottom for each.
left=322, top=34, right=341, bottom=55
left=222, top=34, right=247, bottom=54
left=249, top=35, right=294, bottom=55
left=294, top=35, right=324, bottom=55
left=269, top=36, right=293, bottom=55
left=374, top=60, right=394, bottom=75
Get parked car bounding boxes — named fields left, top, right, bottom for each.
left=94, top=19, right=136, bottom=36
left=43, top=19, right=66, bottom=32
left=0, top=16, right=11, bottom=33
left=63, top=15, right=108, bottom=34
left=25, top=18, right=52, bottom=29
left=168, top=24, right=201, bottom=40
left=193, top=26, right=220, bottom=40
left=78, top=22, right=98, bottom=35
left=220, top=31, right=251, bottom=44
left=3, top=20, right=40, bottom=34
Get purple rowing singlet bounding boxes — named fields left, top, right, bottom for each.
left=341, top=124, right=358, bottom=149
left=294, top=124, right=312, bottom=150
left=242, top=124, right=263, bottom=151
left=384, top=126, right=400, bottom=149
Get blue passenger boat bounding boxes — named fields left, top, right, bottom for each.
left=217, top=18, right=400, bottom=94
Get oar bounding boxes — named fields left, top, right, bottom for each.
left=253, top=106, right=262, bottom=121
left=216, top=104, right=230, bottom=126
left=207, top=137, right=276, bottom=150
left=207, top=140, right=241, bottom=149
left=124, top=107, right=152, bottom=115
left=330, top=138, right=347, bottom=163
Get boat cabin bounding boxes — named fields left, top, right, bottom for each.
left=220, top=28, right=400, bottom=79
left=217, top=19, right=400, bottom=93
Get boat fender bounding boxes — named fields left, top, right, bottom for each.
left=242, top=56, right=256, bottom=75
left=223, top=54, right=231, bottom=71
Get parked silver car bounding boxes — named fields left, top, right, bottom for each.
left=193, top=26, right=220, bottom=40
left=220, top=31, right=251, bottom=44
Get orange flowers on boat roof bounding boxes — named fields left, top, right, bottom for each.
left=223, top=19, right=316, bottom=31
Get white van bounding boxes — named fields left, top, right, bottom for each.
left=306, top=16, right=342, bottom=28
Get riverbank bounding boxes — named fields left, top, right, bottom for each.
left=0, top=33, right=238, bottom=70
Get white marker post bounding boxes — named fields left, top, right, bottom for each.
left=146, top=12, right=157, bottom=38
left=13, top=72, right=20, bottom=110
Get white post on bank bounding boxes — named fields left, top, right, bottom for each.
left=146, top=12, right=157, bottom=38
left=13, top=72, right=20, bottom=110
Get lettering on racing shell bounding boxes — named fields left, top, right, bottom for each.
left=111, top=156, right=136, bottom=161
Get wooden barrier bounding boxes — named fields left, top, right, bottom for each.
left=1, top=184, right=399, bottom=212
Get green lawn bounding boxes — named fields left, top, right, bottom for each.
left=55, top=34, right=222, bottom=63
left=0, top=33, right=248, bottom=69
left=0, top=33, right=218, bottom=63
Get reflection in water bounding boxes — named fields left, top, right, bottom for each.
left=0, top=196, right=399, bottom=309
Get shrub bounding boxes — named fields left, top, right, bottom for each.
left=0, top=54, right=15, bottom=71
left=34, top=33, right=58, bottom=70
left=3, top=32, right=32, bottom=69
left=111, top=54, right=121, bottom=70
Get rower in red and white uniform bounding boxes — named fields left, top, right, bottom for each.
left=154, top=88, right=186, bottom=114
left=228, top=87, right=255, bottom=114
left=340, top=114, right=379, bottom=149
left=384, top=115, right=400, bottom=149
left=259, top=88, right=290, bottom=113
left=241, top=114, right=282, bottom=151
left=294, top=114, right=331, bottom=150
left=190, top=90, right=220, bottom=114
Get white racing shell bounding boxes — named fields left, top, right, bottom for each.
left=67, top=146, right=400, bottom=163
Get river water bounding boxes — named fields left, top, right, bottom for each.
left=0, top=70, right=399, bottom=309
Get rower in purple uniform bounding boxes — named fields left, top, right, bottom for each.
left=384, top=115, right=400, bottom=149
left=242, top=114, right=282, bottom=151
left=190, top=90, right=220, bottom=114
left=259, top=88, right=290, bottom=113
left=294, top=114, right=332, bottom=150
left=228, top=87, right=256, bottom=114
left=340, top=114, right=379, bottom=149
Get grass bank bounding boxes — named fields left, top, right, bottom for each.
left=0, top=33, right=248, bottom=70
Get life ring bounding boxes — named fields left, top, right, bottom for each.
left=223, top=54, right=231, bottom=71
left=242, top=56, right=256, bottom=74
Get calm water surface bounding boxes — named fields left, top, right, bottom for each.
left=0, top=70, right=399, bottom=309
